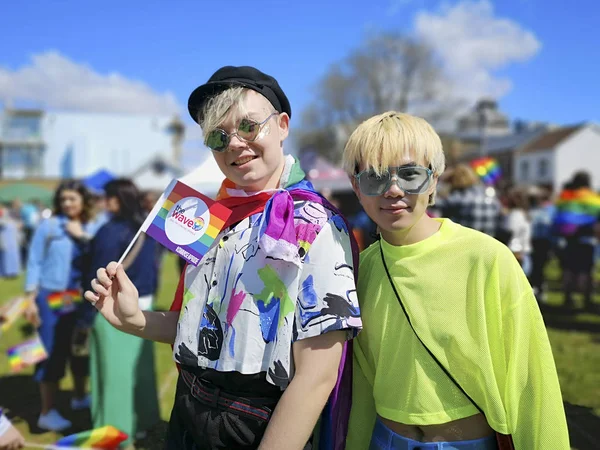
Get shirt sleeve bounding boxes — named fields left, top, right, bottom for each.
left=24, top=219, right=50, bottom=293
left=294, top=216, right=361, bottom=342
left=502, top=290, right=570, bottom=449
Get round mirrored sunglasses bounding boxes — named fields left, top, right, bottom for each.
left=204, top=112, right=279, bottom=152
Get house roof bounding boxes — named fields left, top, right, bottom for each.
left=519, top=125, right=583, bottom=154
left=483, top=128, right=546, bottom=154
left=455, top=127, right=547, bottom=161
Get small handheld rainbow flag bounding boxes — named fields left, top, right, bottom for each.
left=47, top=290, right=82, bottom=313
left=119, top=180, right=232, bottom=267
left=0, top=296, right=33, bottom=333
left=7, top=334, right=47, bottom=372
left=54, top=425, right=128, bottom=449
left=470, top=157, right=502, bottom=185
left=553, top=188, right=600, bottom=236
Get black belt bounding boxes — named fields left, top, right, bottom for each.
left=180, top=369, right=277, bottom=422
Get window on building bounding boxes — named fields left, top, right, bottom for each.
left=0, top=145, right=44, bottom=178
left=2, top=114, right=42, bottom=140
left=520, top=160, right=530, bottom=181
left=538, top=159, right=549, bottom=179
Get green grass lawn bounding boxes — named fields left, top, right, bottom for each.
left=1, top=255, right=599, bottom=448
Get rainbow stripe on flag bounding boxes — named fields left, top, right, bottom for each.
left=553, top=188, right=600, bottom=236
left=143, top=180, right=232, bottom=266
left=47, top=289, right=82, bottom=312
left=470, top=157, right=502, bottom=185
left=54, top=425, right=128, bottom=449
left=7, top=334, right=47, bottom=372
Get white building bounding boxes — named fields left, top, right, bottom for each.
left=131, top=154, right=184, bottom=192
left=0, top=107, right=181, bottom=180
left=514, top=123, right=600, bottom=191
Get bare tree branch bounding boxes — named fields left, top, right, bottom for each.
left=297, top=32, right=464, bottom=163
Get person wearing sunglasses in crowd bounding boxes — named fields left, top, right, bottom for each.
left=85, top=66, right=362, bottom=450
left=343, top=112, right=569, bottom=450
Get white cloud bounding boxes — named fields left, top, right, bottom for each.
left=415, top=0, right=541, bottom=101
left=0, top=51, right=180, bottom=115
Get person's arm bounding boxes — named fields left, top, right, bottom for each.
left=0, top=410, right=25, bottom=449
left=259, top=216, right=361, bottom=449
left=22, top=220, right=51, bottom=326
left=345, top=337, right=377, bottom=450
left=85, top=261, right=179, bottom=344
left=258, top=331, right=345, bottom=450
left=503, top=290, right=570, bottom=449
left=23, top=219, right=49, bottom=293
left=346, top=334, right=377, bottom=450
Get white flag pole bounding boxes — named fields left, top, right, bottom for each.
left=116, top=226, right=144, bottom=266
left=115, top=179, right=176, bottom=266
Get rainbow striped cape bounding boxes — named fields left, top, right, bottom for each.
left=553, top=188, right=600, bottom=236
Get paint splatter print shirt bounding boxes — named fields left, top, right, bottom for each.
left=173, top=198, right=362, bottom=388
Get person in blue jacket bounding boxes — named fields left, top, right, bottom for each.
left=81, top=178, right=160, bottom=444
left=23, top=180, right=104, bottom=431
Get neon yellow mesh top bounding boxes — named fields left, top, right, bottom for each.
left=346, top=219, right=569, bottom=450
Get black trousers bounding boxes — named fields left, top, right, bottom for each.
left=530, top=238, right=551, bottom=293
left=165, top=370, right=279, bottom=450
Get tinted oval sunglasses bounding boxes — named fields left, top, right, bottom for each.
left=354, top=166, right=433, bottom=196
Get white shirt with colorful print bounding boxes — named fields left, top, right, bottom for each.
left=173, top=197, right=362, bottom=388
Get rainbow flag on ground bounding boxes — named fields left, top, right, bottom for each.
left=7, top=334, right=47, bottom=372
left=54, top=425, right=128, bottom=449
left=553, top=188, right=600, bottom=236
left=47, top=289, right=82, bottom=312
left=141, top=180, right=232, bottom=266
left=470, top=157, right=502, bottom=185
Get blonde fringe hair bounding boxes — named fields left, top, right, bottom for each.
left=342, top=111, right=446, bottom=205
left=199, top=86, right=249, bottom=136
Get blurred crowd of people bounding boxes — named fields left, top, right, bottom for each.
left=0, top=199, right=51, bottom=279
left=1, top=178, right=166, bottom=445
left=0, top=163, right=598, bottom=447
left=429, top=165, right=600, bottom=311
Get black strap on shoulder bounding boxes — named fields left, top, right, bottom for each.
left=379, top=242, right=484, bottom=415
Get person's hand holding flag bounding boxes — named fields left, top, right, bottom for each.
left=84, top=262, right=143, bottom=333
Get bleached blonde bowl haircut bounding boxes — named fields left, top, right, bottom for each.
left=199, top=86, right=249, bottom=138
left=342, top=111, right=446, bottom=205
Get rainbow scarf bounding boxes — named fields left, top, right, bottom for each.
left=470, top=157, right=502, bottom=185
left=553, top=188, right=600, bottom=236
left=47, top=289, right=82, bottom=312
left=170, top=156, right=358, bottom=450
left=54, top=425, right=128, bottom=449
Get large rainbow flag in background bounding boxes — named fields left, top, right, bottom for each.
left=141, top=180, right=232, bottom=266
left=553, top=188, right=600, bottom=236
left=54, top=425, right=128, bottom=449
left=470, top=157, right=502, bottom=185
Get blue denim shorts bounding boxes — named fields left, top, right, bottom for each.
left=369, top=418, right=498, bottom=450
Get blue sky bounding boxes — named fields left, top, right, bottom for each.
left=1, top=0, right=598, bottom=160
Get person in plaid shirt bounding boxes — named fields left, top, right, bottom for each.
left=438, top=164, right=504, bottom=240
